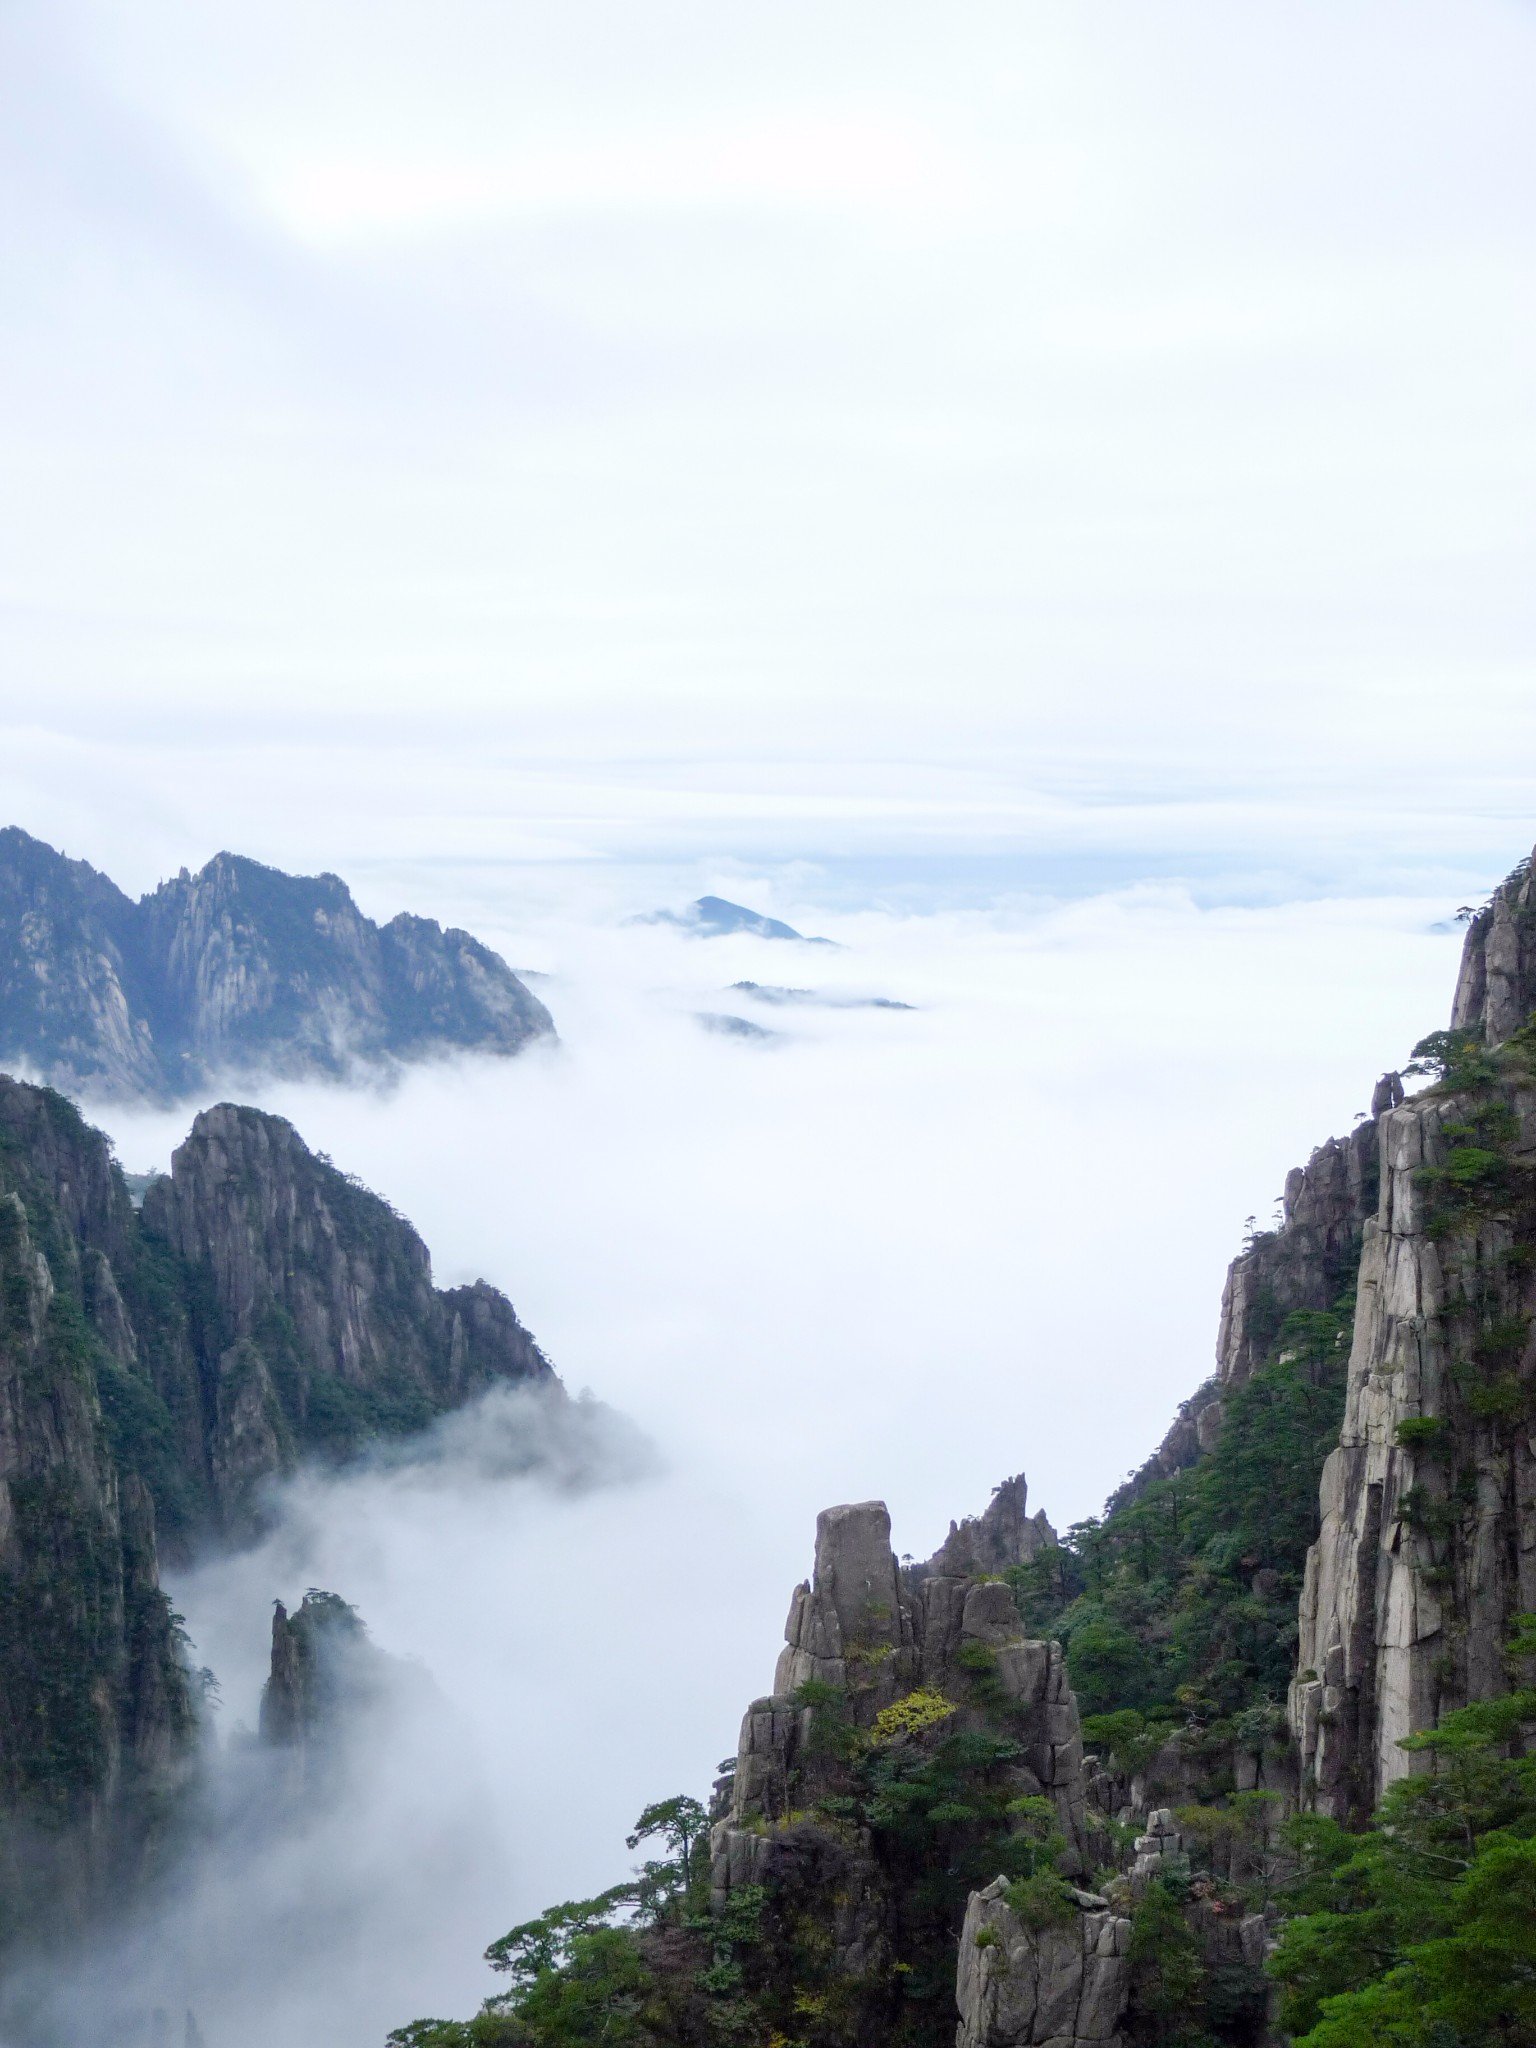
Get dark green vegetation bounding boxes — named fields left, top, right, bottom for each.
left=1009, top=1295, right=1352, bottom=1767
left=0, top=1090, right=197, bottom=1935
left=389, top=981, right=1536, bottom=2047
left=0, top=1072, right=556, bottom=1936
left=385, top=1798, right=719, bottom=2048
left=384, top=1704, right=1082, bottom=2048
left=1270, top=1628, right=1536, bottom=2046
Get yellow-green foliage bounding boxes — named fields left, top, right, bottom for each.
left=870, top=1687, right=959, bottom=1746
left=844, top=1641, right=895, bottom=1670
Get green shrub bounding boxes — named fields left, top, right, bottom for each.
left=1002, top=1874, right=1077, bottom=1929
left=1393, top=1416, right=1449, bottom=1452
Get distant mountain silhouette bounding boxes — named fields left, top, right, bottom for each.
left=729, top=981, right=913, bottom=1011
left=694, top=1011, right=780, bottom=1042
left=642, top=895, right=838, bottom=943
left=0, top=827, right=553, bottom=1101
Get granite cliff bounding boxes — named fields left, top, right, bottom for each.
left=0, top=1073, right=560, bottom=1953
left=0, top=827, right=553, bottom=1101
left=1291, top=854, right=1536, bottom=1825
left=399, top=845, right=1536, bottom=2048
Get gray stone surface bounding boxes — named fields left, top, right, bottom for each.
left=1289, top=855, right=1536, bottom=1818
left=956, top=1876, right=1132, bottom=2048
left=712, top=1483, right=1098, bottom=1956
left=150, top=1099, right=559, bottom=1524
left=1290, top=1078, right=1536, bottom=1817
left=0, top=826, right=553, bottom=1101
left=1452, top=846, right=1536, bottom=1044
left=911, top=1473, right=1058, bottom=1580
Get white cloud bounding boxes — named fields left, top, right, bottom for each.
left=35, top=877, right=1466, bottom=2040
left=259, top=112, right=989, bottom=242
left=0, top=1, right=1532, bottom=2026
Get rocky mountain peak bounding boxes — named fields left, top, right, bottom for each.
left=908, top=1471, right=1058, bottom=1582
left=0, top=1071, right=566, bottom=1954
left=0, top=827, right=554, bottom=1101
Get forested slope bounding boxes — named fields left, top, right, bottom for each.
left=395, top=849, right=1536, bottom=2048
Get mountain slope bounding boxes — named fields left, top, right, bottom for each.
left=0, top=1074, right=562, bottom=1949
left=647, top=896, right=836, bottom=943
left=398, top=848, right=1536, bottom=2048
left=0, top=828, right=554, bottom=1101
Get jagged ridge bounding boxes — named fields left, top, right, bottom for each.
left=0, top=1074, right=561, bottom=1949
left=0, top=826, right=554, bottom=1101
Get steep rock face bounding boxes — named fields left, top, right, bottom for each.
left=0, top=828, right=163, bottom=1100
left=1290, top=1078, right=1536, bottom=1819
left=0, top=828, right=553, bottom=1101
left=956, top=1876, right=1132, bottom=2048
left=0, top=1150, right=194, bottom=1944
left=1110, top=1097, right=1392, bottom=1513
left=145, top=1103, right=555, bottom=1522
left=1450, top=844, right=1536, bottom=1042
left=0, top=1077, right=560, bottom=1550
left=907, top=1472, right=1057, bottom=1582
left=719, top=1501, right=1092, bottom=1882
left=1215, top=1114, right=1386, bottom=1390
left=1291, top=865, right=1536, bottom=1819
left=0, top=1072, right=563, bottom=1942
left=258, top=1589, right=390, bottom=1796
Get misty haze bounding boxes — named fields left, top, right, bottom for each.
left=2, top=5, right=1536, bottom=2047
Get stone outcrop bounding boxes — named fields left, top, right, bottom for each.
left=1214, top=1115, right=1387, bottom=1390
left=1127, top=1806, right=1185, bottom=1884
left=715, top=1498, right=1093, bottom=1889
left=710, top=1491, right=1099, bottom=2034
left=907, top=1473, right=1057, bottom=1581
left=259, top=1589, right=391, bottom=1798
left=0, top=826, right=553, bottom=1101
left=1290, top=1079, right=1536, bottom=1818
left=956, top=1876, right=1132, bottom=2048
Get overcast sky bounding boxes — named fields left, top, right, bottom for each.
left=1, top=0, right=1534, bottom=892
left=7, top=7, right=1536, bottom=2030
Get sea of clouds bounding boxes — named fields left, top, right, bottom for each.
left=5, top=868, right=1460, bottom=2046
left=0, top=0, right=1530, bottom=2033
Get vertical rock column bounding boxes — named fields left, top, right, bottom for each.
left=956, top=1878, right=1132, bottom=2048
left=1291, top=1077, right=1536, bottom=1818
